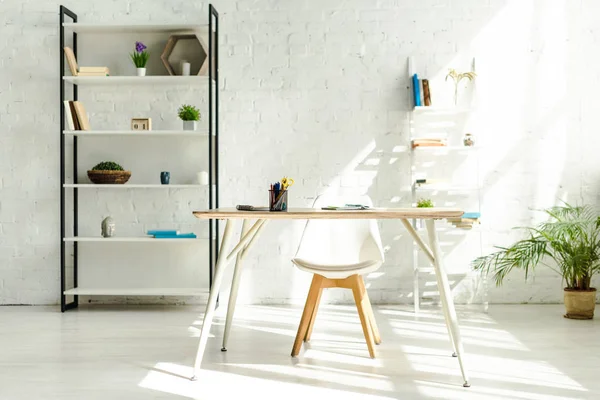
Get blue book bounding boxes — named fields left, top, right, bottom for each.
left=154, top=233, right=197, bottom=239
left=148, top=229, right=179, bottom=236
left=462, top=212, right=481, bottom=219
left=412, top=74, right=421, bottom=107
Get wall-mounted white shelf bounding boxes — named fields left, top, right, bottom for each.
left=62, top=22, right=208, bottom=34
left=63, top=184, right=207, bottom=189
left=63, top=76, right=211, bottom=85
left=63, top=287, right=209, bottom=296
left=413, top=146, right=480, bottom=152
left=64, top=236, right=205, bottom=242
left=415, top=185, right=481, bottom=192
left=63, top=130, right=209, bottom=137
left=412, top=106, right=474, bottom=113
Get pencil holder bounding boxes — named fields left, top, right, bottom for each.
left=269, top=189, right=288, bottom=211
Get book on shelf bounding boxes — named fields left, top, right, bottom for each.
left=79, top=66, right=109, bottom=73
left=412, top=74, right=421, bottom=107
left=63, top=47, right=78, bottom=76
left=422, top=79, right=431, bottom=106
left=412, top=138, right=447, bottom=148
left=73, top=101, right=91, bottom=130
left=153, top=233, right=197, bottom=239
left=67, top=101, right=81, bottom=130
left=77, top=72, right=109, bottom=77
left=63, top=101, right=76, bottom=130
left=147, top=230, right=179, bottom=236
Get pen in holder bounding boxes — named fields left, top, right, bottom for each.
left=269, top=189, right=288, bottom=211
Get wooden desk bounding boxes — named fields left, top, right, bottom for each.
left=192, top=207, right=470, bottom=387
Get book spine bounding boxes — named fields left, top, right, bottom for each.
left=154, top=233, right=197, bottom=239
left=412, top=74, right=421, bottom=107
left=68, top=101, right=81, bottom=130
left=63, top=101, right=75, bottom=131
left=422, top=79, right=431, bottom=106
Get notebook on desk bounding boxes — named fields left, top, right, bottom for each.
left=321, top=204, right=371, bottom=210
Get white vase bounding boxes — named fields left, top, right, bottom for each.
left=137, top=68, right=146, bottom=77
left=183, top=121, right=197, bottom=131
left=196, top=171, right=209, bottom=185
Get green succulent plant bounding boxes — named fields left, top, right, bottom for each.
left=178, top=104, right=200, bottom=121
left=92, top=161, right=124, bottom=171
left=417, top=198, right=434, bottom=208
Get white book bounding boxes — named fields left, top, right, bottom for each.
left=63, top=101, right=75, bottom=130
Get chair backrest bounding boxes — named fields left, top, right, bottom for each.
left=294, top=194, right=385, bottom=266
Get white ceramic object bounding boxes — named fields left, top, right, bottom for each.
left=136, top=67, right=146, bottom=76
left=181, top=61, right=191, bottom=76
left=197, top=171, right=209, bottom=185
left=183, top=121, right=197, bottom=131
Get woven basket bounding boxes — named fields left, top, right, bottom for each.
left=87, top=170, right=131, bottom=184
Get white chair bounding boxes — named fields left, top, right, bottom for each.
left=291, top=194, right=384, bottom=358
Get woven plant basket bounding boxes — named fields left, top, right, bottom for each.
left=87, top=170, right=131, bottom=184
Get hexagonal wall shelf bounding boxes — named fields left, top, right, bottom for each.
left=161, top=34, right=208, bottom=76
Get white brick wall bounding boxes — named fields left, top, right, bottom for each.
left=1, top=0, right=599, bottom=305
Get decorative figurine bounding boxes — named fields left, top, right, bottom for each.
left=463, top=133, right=475, bottom=147
left=101, top=216, right=115, bottom=238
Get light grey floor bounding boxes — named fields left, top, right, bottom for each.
left=0, top=304, right=598, bottom=399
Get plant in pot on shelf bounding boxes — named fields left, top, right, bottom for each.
left=473, top=204, right=600, bottom=319
left=178, top=104, right=200, bottom=131
left=87, top=161, right=131, bottom=184
left=130, top=41, right=149, bottom=76
left=417, top=198, right=434, bottom=208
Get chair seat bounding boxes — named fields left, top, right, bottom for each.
left=292, top=258, right=382, bottom=279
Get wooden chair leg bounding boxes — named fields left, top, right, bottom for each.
left=304, top=284, right=323, bottom=342
left=291, top=275, right=322, bottom=357
left=361, top=279, right=381, bottom=345
left=350, top=275, right=376, bottom=358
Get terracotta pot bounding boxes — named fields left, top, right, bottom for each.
left=564, top=288, right=596, bottom=319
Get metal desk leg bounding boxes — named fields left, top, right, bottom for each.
left=401, top=219, right=458, bottom=358
left=425, top=219, right=470, bottom=387
left=222, top=219, right=268, bottom=351
left=192, top=218, right=236, bottom=381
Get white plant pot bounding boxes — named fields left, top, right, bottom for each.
left=137, top=68, right=146, bottom=77
left=183, top=121, right=197, bottom=131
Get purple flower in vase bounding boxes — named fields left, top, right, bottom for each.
left=135, top=41, right=147, bottom=53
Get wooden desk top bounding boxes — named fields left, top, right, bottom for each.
left=193, top=207, right=464, bottom=220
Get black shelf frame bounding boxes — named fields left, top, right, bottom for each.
left=59, top=5, right=219, bottom=312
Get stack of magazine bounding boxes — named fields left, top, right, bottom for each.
left=148, top=230, right=197, bottom=239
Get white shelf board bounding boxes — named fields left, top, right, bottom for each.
left=63, top=288, right=208, bottom=296
left=415, top=185, right=481, bottom=192
left=412, top=106, right=473, bottom=113
left=413, top=145, right=480, bottom=152
left=63, top=130, right=208, bottom=137
left=63, top=76, right=211, bottom=85
left=63, top=184, right=207, bottom=189
left=64, top=236, right=206, bottom=243
left=62, top=22, right=208, bottom=34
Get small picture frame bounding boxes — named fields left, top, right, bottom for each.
left=131, top=118, right=152, bottom=131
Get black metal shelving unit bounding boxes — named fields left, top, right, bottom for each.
left=59, top=5, right=219, bottom=312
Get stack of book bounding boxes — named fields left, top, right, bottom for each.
left=148, top=230, right=197, bottom=239
left=78, top=66, right=110, bottom=76
left=63, top=101, right=90, bottom=131
left=412, top=74, right=432, bottom=107
left=63, top=47, right=109, bottom=76
left=412, top=138, right=447, bottom=148
left=447, top=212, right=481, bottom=230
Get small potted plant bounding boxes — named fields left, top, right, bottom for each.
left=473, top=204, right=600, bottom=319
left=178, top=104, right=200, bottom=131
left=130, top=41, right=149, bottom=76
left=87, top=161, right=131, bottom=184
left=416, top=198, right=434, bottom=208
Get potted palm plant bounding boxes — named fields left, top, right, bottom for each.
left=473, top=204, right=600, bottom=319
